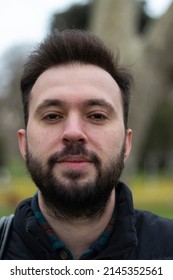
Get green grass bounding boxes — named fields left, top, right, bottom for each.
left=0, top=165, right=36, bottom=216
left=130, top=174, right=173, bottom=218
left=136, top=204, right=173, bottom=219
left=0, top=206, right=14, bottom=216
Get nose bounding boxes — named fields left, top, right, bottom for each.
left=62, top=114, right=87, bottom=145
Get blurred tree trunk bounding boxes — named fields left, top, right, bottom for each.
left=0, top=45, right=28, bottom=162
left=89, top=0, right=173, bottom=179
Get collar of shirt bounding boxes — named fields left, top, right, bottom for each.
left=31, top=192, right=115, bottom=260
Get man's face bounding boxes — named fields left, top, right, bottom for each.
left=18, top=64, right=132, bottom=219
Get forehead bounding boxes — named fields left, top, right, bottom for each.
left=30, top=64, right=122, bottom=111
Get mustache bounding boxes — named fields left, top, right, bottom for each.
left=48, top=144, right=101, bottom=167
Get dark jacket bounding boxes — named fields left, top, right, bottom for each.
left=2, top=182, right=173, bottom=259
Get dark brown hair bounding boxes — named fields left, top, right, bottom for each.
left=21, top=29, right=133, bottom=127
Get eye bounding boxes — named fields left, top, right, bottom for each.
left=88, top=112, right=108, bottom=122
left=42, top=113, right=63, bottom=122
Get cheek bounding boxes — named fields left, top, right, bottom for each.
left=27, top=128, right=55, bottom=157
left=89, top=126, right=125, bottom=159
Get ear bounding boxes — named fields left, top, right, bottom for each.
left=17, top=129, right=27, bottom=160
left=124, top=129, right=132, bottom=162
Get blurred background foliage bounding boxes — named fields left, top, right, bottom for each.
left=0, top=0, right=173, bottom=217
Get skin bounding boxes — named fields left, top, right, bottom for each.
left=18, top=64, right=132, bottom=259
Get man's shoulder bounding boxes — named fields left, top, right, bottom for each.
left=135, top=209, right=173, bottom=234
left=0, top=214, right=14, bottom=259
left=134, top=209, right=173, bottom=258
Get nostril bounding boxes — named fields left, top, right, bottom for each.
left=63, top=137, right=85, bottom=145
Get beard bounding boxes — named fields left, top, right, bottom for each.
left=26, top=143, right=125, bottom=220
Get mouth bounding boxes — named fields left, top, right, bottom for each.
left=58, top=156, right=92, bottom=170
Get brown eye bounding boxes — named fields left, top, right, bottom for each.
left=89, top=113, right=107, bottom=121
left=43, top=113, right=63, bottom=122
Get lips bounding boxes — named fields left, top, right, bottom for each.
left=59, top=156, right=91, bottom=162
left=58, top=156, right=92, bottom=170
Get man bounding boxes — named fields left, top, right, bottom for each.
left=2, top=29, right=173, bottom=259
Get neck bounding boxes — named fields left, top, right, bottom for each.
left=38, top=189, right=115, bottom=259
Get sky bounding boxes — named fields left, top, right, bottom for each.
left=0, top=0, right=172, bottom=57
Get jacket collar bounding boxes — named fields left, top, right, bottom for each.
left=14, top=198, right=53, bottom=259
left=95, top=182, right=138, bottom=259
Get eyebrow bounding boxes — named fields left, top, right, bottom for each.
left=35, top=98, right=115, bottom=114
left=35, top=99, right=66, bottom=114
left=83, top=99, right=115, bottom=113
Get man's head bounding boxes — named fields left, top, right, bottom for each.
left=21, top=29, right=133, bottom=129
left=18, top=30, right=133, bottom=220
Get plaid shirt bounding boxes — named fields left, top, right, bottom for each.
left=31, top=193, right=115, bottom=259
